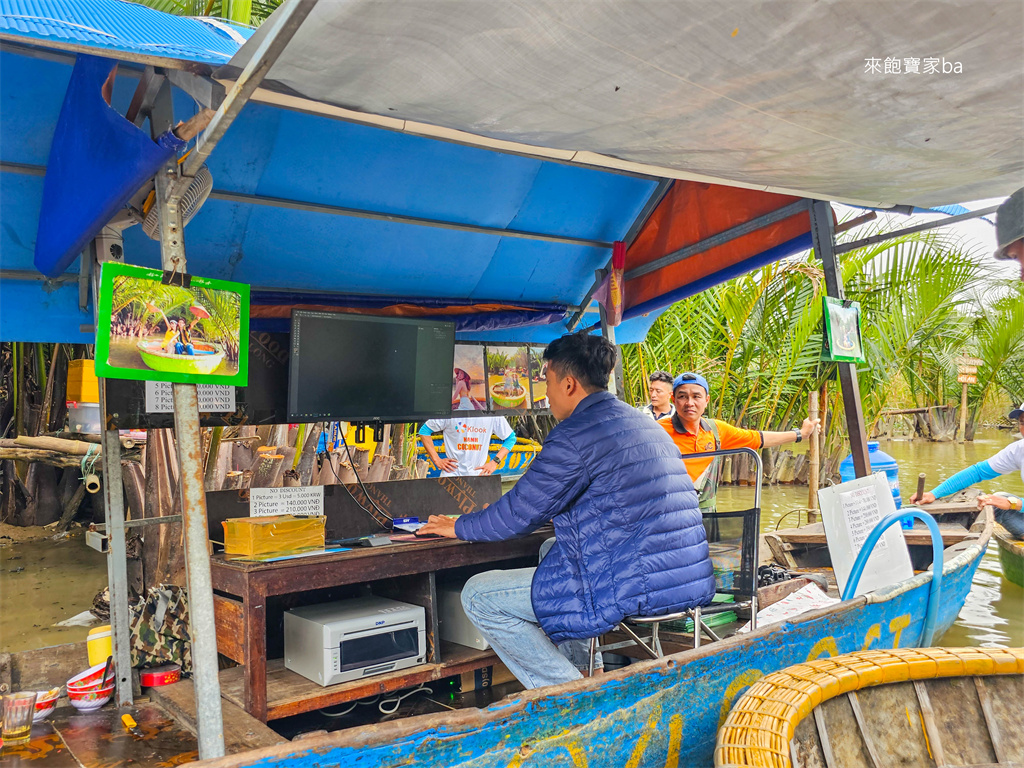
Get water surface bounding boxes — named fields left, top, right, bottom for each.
left=718, top=427, right=1024, bottom=647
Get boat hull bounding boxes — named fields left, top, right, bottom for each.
left=995, top=526, right=1024, bottom=588
left=137, top=340, right=225, bottom=375
left=190, top=522, right=988, bottom=768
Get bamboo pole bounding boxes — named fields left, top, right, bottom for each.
left=808, top=391, right=820, bottom=523
left=14, top=434, right=96, bottom=454
left=295, top=424, right=322, bottom=485
left=0, top=447, right=91, bottom=468
left=204, top=426, right=224, bottom=489
left=959, top=382, right=968, bottom=443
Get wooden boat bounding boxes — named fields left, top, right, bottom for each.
left=716, top=646, right=1024, bottom=768
left=136, top=339, right=225, bottom=374
left=994, top=524, right=1024, bottom=588
left=418, top=436, right=542, bottom=478
left=190, top=501, right=993, bottom=768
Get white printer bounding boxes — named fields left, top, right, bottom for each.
left=284, top=596, right=426, bottom=686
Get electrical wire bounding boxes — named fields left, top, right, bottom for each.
left=338, top=424, right=393, bottom=524
left=318, top=685, right=432, bottom=718
left=321, top=422, right=392, bottom=530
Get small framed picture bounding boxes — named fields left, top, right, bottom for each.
left=484, top=345, right=532, bottom=412
left=452, top=344, right=487, bottom=412
left=95, top=262, right=249, bottom=385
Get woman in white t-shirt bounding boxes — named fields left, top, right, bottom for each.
left=418, top=416, right=516, bottom=477
left=911, top=402, right=1024, bottom=539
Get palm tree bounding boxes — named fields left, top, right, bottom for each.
left=128, top=1, right=283, bottom=26
left=620, top=224, right=1014, bottom=455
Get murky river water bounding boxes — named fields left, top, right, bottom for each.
left=2, top=430, right=1021, bottom=654
left=717, top=427, right=1024, bottom=647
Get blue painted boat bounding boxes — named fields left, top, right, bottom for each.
left=193, top=504, right=991, bottom=768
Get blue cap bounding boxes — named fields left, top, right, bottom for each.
left=673, top=372, right=709, bottom=394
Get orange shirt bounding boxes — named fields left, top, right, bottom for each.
left=658, top=417, right=763, bottom=482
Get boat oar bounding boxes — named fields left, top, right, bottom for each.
left=916, top=473, right=926, bottom=502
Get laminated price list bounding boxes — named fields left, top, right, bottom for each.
left=145, top=381, right=236, bottom=413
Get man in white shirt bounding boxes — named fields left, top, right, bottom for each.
left=418, top=416, right=516, bottom=476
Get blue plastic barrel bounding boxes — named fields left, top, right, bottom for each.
left=840, top=441, right=904, bottom=511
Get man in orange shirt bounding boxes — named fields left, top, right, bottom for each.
left=659, top=372, right=819, bottom=511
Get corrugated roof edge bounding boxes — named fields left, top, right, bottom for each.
left=0, top=0, right=251, bottom=66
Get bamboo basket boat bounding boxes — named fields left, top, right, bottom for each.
left=716, top=646, right=1024, bottom=768
left=994, top=524, right=1024, bottom=589
left=137, top=339, right=225, bottom=374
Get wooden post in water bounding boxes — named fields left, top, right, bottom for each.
left=959, top=381, right=968, bottom=443
left=808, top=391, right=820, bottom=523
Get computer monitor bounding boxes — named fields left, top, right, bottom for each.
left=287, top=310, right=455, bottom=422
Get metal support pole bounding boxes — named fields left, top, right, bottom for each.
left=91, top=231, right=132, bottom=708
left=810, top=199, right=871, bottom=478
left=98, top=395, right=134, bottom=708
left=154, top=162, right=225, bottom=759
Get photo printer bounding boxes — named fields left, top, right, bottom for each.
left=284, top=596, right=426, bottom=686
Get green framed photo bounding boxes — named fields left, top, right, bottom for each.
left=821, top=296, right=865, bottom=364
left=95, top=262, right=250, bottom=386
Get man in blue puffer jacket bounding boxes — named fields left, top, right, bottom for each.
left=419, top=332, right=715, bottom=688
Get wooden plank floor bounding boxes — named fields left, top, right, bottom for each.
left=148, top=678, right=285, bottom=752
left=220, top=642, right=497, bottom=720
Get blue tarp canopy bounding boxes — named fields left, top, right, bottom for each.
left=1, top=1, right=673, bottom=344
left=2, top=1, right=1016, bottom=346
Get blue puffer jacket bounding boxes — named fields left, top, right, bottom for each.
left=455, top=390, right=715, bottom=643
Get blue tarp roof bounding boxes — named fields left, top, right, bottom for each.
left=0, top=1, right=819, bottom=346
left=0, top=0, right=250, bottom=64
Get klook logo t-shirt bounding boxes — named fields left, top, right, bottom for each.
left=422, top=417, right=514, bottom=476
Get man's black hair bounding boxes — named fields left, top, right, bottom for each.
left=649, top=370, right=673, bottom=385
left=542, top=332, right=616, bottom=391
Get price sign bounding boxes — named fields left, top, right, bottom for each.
left=957, top=374, right=977, bottom=384
left=249, top=486, right=325, bottom=517
left=145, top=381, right=236, bottom=413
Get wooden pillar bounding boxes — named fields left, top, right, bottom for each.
left=959, top=381, right=968, bottom=443
left=810, top=200, right=871, bottom=478
left=807, top=391, right=820, bottom=523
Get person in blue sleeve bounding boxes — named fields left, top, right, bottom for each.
left=911, top=402, right=1024, bottom=539
left=419, top=332, right=714, bottom=689
left=417, top=416, right=516, bottom=476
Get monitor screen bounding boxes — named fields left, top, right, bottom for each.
left=287, top=310, right=455, bottom=422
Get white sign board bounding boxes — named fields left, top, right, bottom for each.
left=145, top=381, right=236, bottom=413
left=817, top=472, right=913, bottom=598
left=249, top=486, right=324, bottom=517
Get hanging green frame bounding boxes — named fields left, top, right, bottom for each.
left=821, top=296, right=865, bottom=364
left=95, top=262, right=250, bottom=386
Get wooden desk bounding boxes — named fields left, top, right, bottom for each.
left=210, top=533, right=548, bottom=721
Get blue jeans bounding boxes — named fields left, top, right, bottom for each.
left=995, top=509, right=1024, bottom=539
left=539, top=537, right=602, bottom=672
left=459, top=538, right=601, bottom=689
left=175, top=342, right=195, bottom=355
